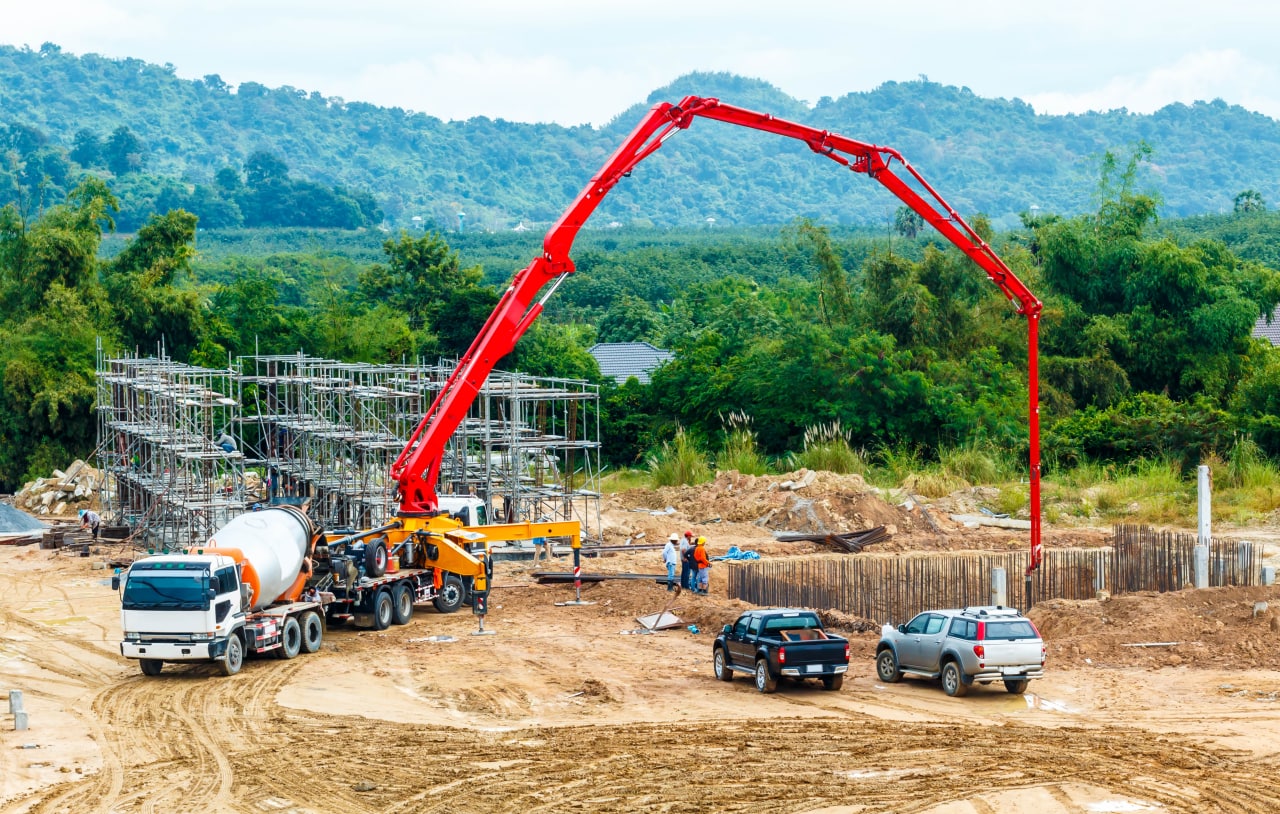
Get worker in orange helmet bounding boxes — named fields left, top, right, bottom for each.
left=693, top=536, right=712, bottom=595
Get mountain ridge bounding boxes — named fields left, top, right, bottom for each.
left=3, top=43, right=1280, bottom=230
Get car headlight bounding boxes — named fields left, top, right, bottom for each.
left=124, top=631, right=140, bottom=641
left=190, top=633, right=212, bottom=641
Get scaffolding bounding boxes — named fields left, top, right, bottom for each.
left=95, top=342, right=250, bottom=549
left=96, top=348, right=602, bottom=548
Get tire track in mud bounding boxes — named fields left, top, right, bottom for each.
left=9, top=677, right=1280, bottom=813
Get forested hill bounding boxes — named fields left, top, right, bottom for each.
left=4, top=43, right=1280, bottom=232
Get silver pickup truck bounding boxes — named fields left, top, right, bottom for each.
left=875, top=605, right=1045, bottom=696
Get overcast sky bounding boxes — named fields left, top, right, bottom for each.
left=8, top=1, right=1280, bottom=126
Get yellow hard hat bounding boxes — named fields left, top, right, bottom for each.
left=696, top=536, right=706, bottom=545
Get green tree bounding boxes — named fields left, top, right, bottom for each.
left=357, top=231, right=498, bottom=357
left=894, top=205, right=923, bottom=238
left=101, top=210, right=205, bottom=359
left=103, top=126, right=145, bottom=175
left=1234, top=189, right=1265, bottom=214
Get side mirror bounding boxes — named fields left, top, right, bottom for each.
left=111, top=574, right=121, bottom=591
left=722, top=624, right=732, bottom=634
left=897, top=624, right=906, bottom=634
left=208, top=588, right=217, bottom=600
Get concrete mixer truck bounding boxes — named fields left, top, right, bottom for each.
left=116, top=505, right=574, bottom=676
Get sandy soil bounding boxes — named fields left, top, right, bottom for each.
left=2, top=473, right=1280, bottom=813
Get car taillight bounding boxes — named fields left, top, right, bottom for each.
left=1041, top=644, right=1047, bottom=663
left=973, top=644, right=985, bottom=659
left=844, top=642, right=850, bottom=660
left=778, top=647, right=786, bottom=664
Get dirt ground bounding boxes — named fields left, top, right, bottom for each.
left=3, top=471, right=1280, bottom=813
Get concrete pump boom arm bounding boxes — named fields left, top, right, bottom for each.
left=391, top=95, right=1045, bottom=574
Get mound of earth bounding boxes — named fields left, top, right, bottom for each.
left=1031, top=584, right=1280, bottom=671
left=602, top=469, right=1109, bottom=555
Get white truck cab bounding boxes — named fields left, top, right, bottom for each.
left=437, top=495, right=487, bottom=527
left=117, top=553, right=245, bottom=670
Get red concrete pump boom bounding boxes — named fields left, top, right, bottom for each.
left=392, top=95, right=1045, bottom=573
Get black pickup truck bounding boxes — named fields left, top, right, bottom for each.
left=713, top=608, right=850, bottom=693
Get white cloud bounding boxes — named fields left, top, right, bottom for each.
left=1025, top=50, right=1280, bottom=118
left=6, top=2, right=1280, bottom=125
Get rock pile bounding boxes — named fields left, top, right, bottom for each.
left=13, top=460, right=103, bottom=517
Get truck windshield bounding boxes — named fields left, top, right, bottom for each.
left=123, top=570, right=210, bottom=611
left=984, top=620, right=1038, bottom=640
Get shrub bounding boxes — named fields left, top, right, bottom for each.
left=647, top=426, right=712, bottom=487
left=790, top=420, right=866, bottom=474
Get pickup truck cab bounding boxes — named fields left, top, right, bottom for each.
left=875, top=605, right=1046, bottom=696
left=713, top=608, right=850, bottom=693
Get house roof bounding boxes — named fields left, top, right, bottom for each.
left=1255, top=308, right=1280, bottom=345
left=588, top=342, right=674, bottom=385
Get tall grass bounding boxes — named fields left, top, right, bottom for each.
left=868, top=443, right=923, bottom=489
left=647, top=426, right=712, bottom=487
left=717, top=411, right=771, bottom=476
left=789, top=420, right=866, bottom=475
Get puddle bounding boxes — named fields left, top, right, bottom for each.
left=1024, top=693, right=1077, bottom=713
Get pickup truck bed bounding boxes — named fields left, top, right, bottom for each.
left=714, top=608, right=850, bottom=693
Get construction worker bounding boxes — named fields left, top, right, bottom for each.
left=693, top=536, right=711, bottom=594
left=78, top=508, right=101, bottom=541
left=662, top=533, right=679, bottom=591
left=679, top=530, right=696, bottom=590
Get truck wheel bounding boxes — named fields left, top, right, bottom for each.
left=139, top=659, right=164, bottom=677
left=876, top=649, right=903, bottom=683
left=713, top=647, right=733, bottom=682
left=300, top=611, right=324, bottom=653
left=372, top=588, right=394, bottom=630
left=391, top=583, right=414, bottom=625
left=822, top=675, right=844, bottom=691
left=219, top=634, right=244, bottom=676
left=432, top=576, right=465, bottom=614
left=941, top=660, right=969, bottom=697
left=365, top=539, right=388, bottom=578
left=1004, top=678, right=1030, bottom=695
left=754, top=659, right=777, bottom=694
left=276, top=616, right=302, bottom=659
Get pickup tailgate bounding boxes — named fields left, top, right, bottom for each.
left=779, top=639, right=848, bottom=673
left=981, top=639, right=1043, bottom=669
left=980, top=617, right=1043, bottom=670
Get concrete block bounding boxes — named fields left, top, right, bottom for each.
left=13, top=711, right=28, bottom=731
left=8, top=690, right=23, bottom=714
left=1263, top=566, right=1276, bottom=586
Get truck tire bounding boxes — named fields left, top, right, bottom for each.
left=300, top=611, right=324, bottom=653
left=139, top=659, right=164, bottom=677
left=1004, top=678, right=1029, bottom=695
left=822, top=675, right=844, bottom=691
left=365, top=539, right=388, bottom=578
left=391, top=583, right=414, bottom=625
left=876, top=648, right=903, bottom=683
left=754, top=659, right=777, bottom=694
left=372, top=588, right=394, bottom=630
left=713, top=647, right=733, bottom=682
left=433, top=575, right=465, bottom=614
left=941, top=660, right=969, bottom=697
left=276, top=616, right=302, bottom=659
left=219, top=634, right=244, bottom=676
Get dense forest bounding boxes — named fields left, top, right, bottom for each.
left=4, top=146, right=1280, bottom=495
left=5, top=44, right=1280, bottom=235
